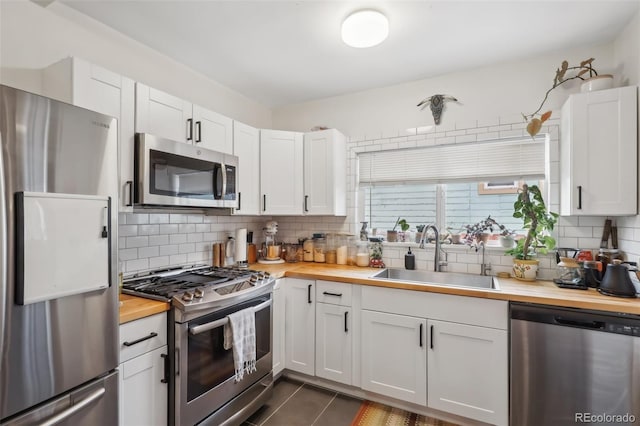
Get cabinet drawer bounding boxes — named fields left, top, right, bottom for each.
left=120, top=313, right=167, bottom=363
left=316, top=281, right=352, bottom=306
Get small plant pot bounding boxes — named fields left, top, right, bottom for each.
left=580, top=74, right=613, bottom=92
left=451, top=234, right=461, bottom=244
left=386, top=230, right=398, bottom=242
left=499, top=235, right=515, bottom=248
left=512, top=259, right=539, bottom=281
left=415, top=232, right=423, bottom=243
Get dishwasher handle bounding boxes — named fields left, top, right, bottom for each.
left=554, top=316, right=605, bottom=330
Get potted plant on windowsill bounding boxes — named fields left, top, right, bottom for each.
left=461, top=216, right=510, bottom=249
left=505, top=184, right=559, bottom=281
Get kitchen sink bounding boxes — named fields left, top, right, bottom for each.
left=371, top=268, right=499, bottom=290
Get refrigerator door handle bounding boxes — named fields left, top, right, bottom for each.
left=39, top=387, right=105, bottom=426
left=0, top=133, right=5, bottom=360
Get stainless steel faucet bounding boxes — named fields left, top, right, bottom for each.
left=478, top=241, right=492, bottom=276
left=419, top=224, right=446, bottom=272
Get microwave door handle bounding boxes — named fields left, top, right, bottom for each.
left=221, top=164, right=227, bottom=200
left=189, top=299, right=272, bottom=335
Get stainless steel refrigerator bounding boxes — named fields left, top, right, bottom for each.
left=0, top=85, right=119, bottom=424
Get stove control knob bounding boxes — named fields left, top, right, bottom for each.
left=250, top=275, right=258, bottom=284
left=182, top=292, right=194, bottom=302
left=194, top=288, right=205, bottom=298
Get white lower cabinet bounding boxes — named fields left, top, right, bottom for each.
left=315, top=303, right=352, bottom=385
left=272, top=279, right=286, bottom=376
left=119, top=312, right=168, bottom=426
left=361, top=310, right=427, bottom=406
left=119, top=345, right=168, bottom=426
left=428, top=319, right=508, bottom=426
left=284, top=279, right=315, bottom=375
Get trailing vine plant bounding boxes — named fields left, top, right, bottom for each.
left=524, top=58, right=599, bottom=137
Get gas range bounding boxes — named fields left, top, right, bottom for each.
left=122, top=264, right=274, bottom=316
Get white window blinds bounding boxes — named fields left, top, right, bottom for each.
left=359, top=137, right=546, bottom=184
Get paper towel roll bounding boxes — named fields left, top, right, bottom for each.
left=235, top=228, right=247, bottom=263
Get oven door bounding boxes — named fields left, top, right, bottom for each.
left=174, top=295, right=272, bottom=426
left=135, top=133, right=227, bottom=208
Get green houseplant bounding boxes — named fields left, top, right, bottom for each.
left=505, top=184, right=559, bottom=280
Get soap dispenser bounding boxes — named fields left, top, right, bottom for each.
left=405, top=247, right=415, bottom=270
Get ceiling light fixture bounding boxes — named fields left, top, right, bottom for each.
left=341, top=10, right=389, bottom=48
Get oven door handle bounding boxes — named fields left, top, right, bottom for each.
left=189, top=299, right=272, bottom=336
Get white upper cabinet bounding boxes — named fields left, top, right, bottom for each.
left=260, top=130, right=304, bottom=215
left=560, top=86, right=637, bottom=216
left=42, top=57, right=136, bottom=211
left=233, top=121, right=260, bottom=215
left=303, top=129, right=347, bottom=216
left=135, top=83, right=233, bottom=154
left=193, top=105, right=233, bottom=153
left=135, top=83, right=192, bottom=143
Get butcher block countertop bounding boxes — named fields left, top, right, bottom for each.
left=119, top=293, right=169, bottom=324
left=119, top=262, right=640, bottom=323
left=253, top=262, right=640, bottom=315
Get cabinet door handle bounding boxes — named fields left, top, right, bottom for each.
left=263, top=194, right=267, bottom=212
left=419, top=323, right=423, bottom=347
left=161, top=353, right=169, bottom=384
left=186, top=118, right=193, bottom=141
left=322, top=291, right=342, bottom=297
left=577, top=185, right=582, bottom=210
left=430, top=325, right=434, bottom=349
left=344, top=311, right=349, bottom=333
left=125, top=180, right=133, bottom=207
left=304, top=195, right=309, bottom=212
left=307, top=284, right=312, bottom=304
left=122, top=332, right=158, bottom=347
left=195, top=121, right=202, bottom=143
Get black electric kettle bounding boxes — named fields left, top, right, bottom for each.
left=598, top=259, right=637, bottom=298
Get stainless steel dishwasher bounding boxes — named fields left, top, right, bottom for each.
left=511, top=303, right=640, bottom=426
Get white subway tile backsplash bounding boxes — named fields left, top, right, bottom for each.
left=169, top=254, right=188, bottom=265
left=178, top=223, right=196, bottom=233
left=127, top=214, right=149, bottom=225
left=138, top=246, right=159, bottom=259
left=160, top=244, right=180, bottom=256
left=149, top=256, right=170, bottom=269
left=196, top=224, right=211, bottom=233
left=188, top=215, right=204, bottom=224
left=170, top=214, right=188, bottom=224
left=149, top=235, right=169, bottom=246
left=188, top=233, right=203, bottom=243
left=179, top=243, right=195, bottom=254
left=119, top=248, right=138, bottom=261
left=126, top=258, right=149, bottom=272
left=160, top=224, right=180, bottom=234
left=169, top=234, right=187, bottom=245
left=138, top=224, right=160, bottom=235
left=120, top=225, right=138, bottom=237
left=149, top=214, right=169, bottom=224
left=127, top=236, right=149, bottom=248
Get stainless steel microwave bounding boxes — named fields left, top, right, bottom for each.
left=134, top=133, right=238, bottom=208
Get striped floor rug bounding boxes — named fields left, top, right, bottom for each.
left=350, top=401, right=459, bottom=426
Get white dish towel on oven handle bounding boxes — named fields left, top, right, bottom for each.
left=223, top=306, right=257, bottom=382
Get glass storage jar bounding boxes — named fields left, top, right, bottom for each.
left=303, top=238, right=314, bottom=262
left=356, top=241, right=370, bottom=267
left=313, top=237, right=326, bottom=263
left=336, top=234, right=348, bottom=265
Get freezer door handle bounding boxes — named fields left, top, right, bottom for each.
left=38, top=387, right=105, bottom=426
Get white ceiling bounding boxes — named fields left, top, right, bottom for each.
left=60, top=1, right=639, bottom=107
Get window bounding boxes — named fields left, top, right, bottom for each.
left=358, top=137, right=547, bottom=237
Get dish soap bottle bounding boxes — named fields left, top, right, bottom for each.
left=405, top=247, right=415, bottom=270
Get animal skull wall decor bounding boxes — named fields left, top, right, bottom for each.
left=417, top=94, right=458, bottom=125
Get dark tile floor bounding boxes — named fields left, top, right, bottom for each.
left=243, top=377, right=363, bottom=426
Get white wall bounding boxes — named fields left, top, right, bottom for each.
left=614, top=10, right=640, bottom=262
left=272, top=44, right=616, bottom=136
left=0, top=1, right=272, bottom=128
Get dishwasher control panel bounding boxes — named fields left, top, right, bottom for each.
left=606, top=323, right=640, bottom=336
